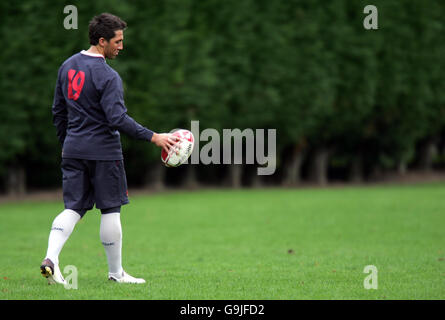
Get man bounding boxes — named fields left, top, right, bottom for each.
left=40, top=13, right=179, bottom=285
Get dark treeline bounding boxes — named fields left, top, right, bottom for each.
left=1, top=0, right=445, bottom=194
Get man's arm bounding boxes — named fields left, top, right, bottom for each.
left=52, top=69, right=68, bottom=147
left=100, top=74, right=154, bottom=141
left=100, top=74, right=179, bottom=153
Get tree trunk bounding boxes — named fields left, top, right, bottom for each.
left=183, top=165, right=199, bottom=189
left=418, top=139, right=437, bottom=172
left=349, top=155, right=364, bottom=183
left=369, top=165, right=383, bottom=181
left=308, top=147, right=330, bottom=186
left=397, top=160, right=407, bottom=176
left=144, top=161, right=166, bottom=191
left=7, top=164, right=26, bottom=196
left=251, top=168, right=263, bottom=188
left=282, top=143, right=305, bottom=186
left=226, top=164, right=242, bottom=188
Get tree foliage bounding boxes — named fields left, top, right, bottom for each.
left=0, top=0, right=444, bottom=191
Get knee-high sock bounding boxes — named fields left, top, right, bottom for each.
left=100, top=212, right=123, bottom=275
left=45, top=209, right=81, bottom=265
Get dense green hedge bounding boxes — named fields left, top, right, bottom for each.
left=1, top=0, right=444, bottom=191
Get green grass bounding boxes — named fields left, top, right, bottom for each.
left=0, top=182, right=444, bottom=299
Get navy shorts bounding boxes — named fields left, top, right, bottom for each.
left=61, top=158, right=129, bottom=214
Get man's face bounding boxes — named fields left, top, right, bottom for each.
left=103, top=30, right=123, bottom=59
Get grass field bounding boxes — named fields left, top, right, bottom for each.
left=0, top=182, right=444, bottom=300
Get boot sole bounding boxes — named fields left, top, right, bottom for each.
left=40, top=265, right=53, bottom=278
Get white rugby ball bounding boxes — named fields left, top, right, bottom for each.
left=161, top=129, right=194, bottom=167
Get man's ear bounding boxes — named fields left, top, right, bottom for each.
left=98, top=37, right=107, bottom=47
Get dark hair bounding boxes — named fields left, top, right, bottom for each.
left=88, top=13, right=127, bottom=45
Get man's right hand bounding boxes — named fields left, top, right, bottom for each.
left=151, top=133, right=181, bottom=154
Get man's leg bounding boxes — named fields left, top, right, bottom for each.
left=41, top=158, right=93, bottom=285
left=96, top=160, right=145, bottom=284
left=100, top=207, right=145, bottom=284
left=41, top=208, right=84, bottom=284
left=100, top=208, right=123, bottom=276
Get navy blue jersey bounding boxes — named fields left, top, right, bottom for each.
left=52, top=50, right=154, bottom=160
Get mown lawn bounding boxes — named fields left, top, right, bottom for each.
left=0, top=183, right=444, bottom=299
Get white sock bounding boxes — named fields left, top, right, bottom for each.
left=45, top=209, right=81, bottom=265
left=100, top=212, right=123, bottom=276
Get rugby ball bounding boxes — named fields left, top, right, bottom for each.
left=161, top=129, right=194, bottom=167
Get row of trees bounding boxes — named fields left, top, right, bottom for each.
left=1, top=0, right=444, bottom=194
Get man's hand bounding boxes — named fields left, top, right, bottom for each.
left=151, top=133, right=181, bottom=154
